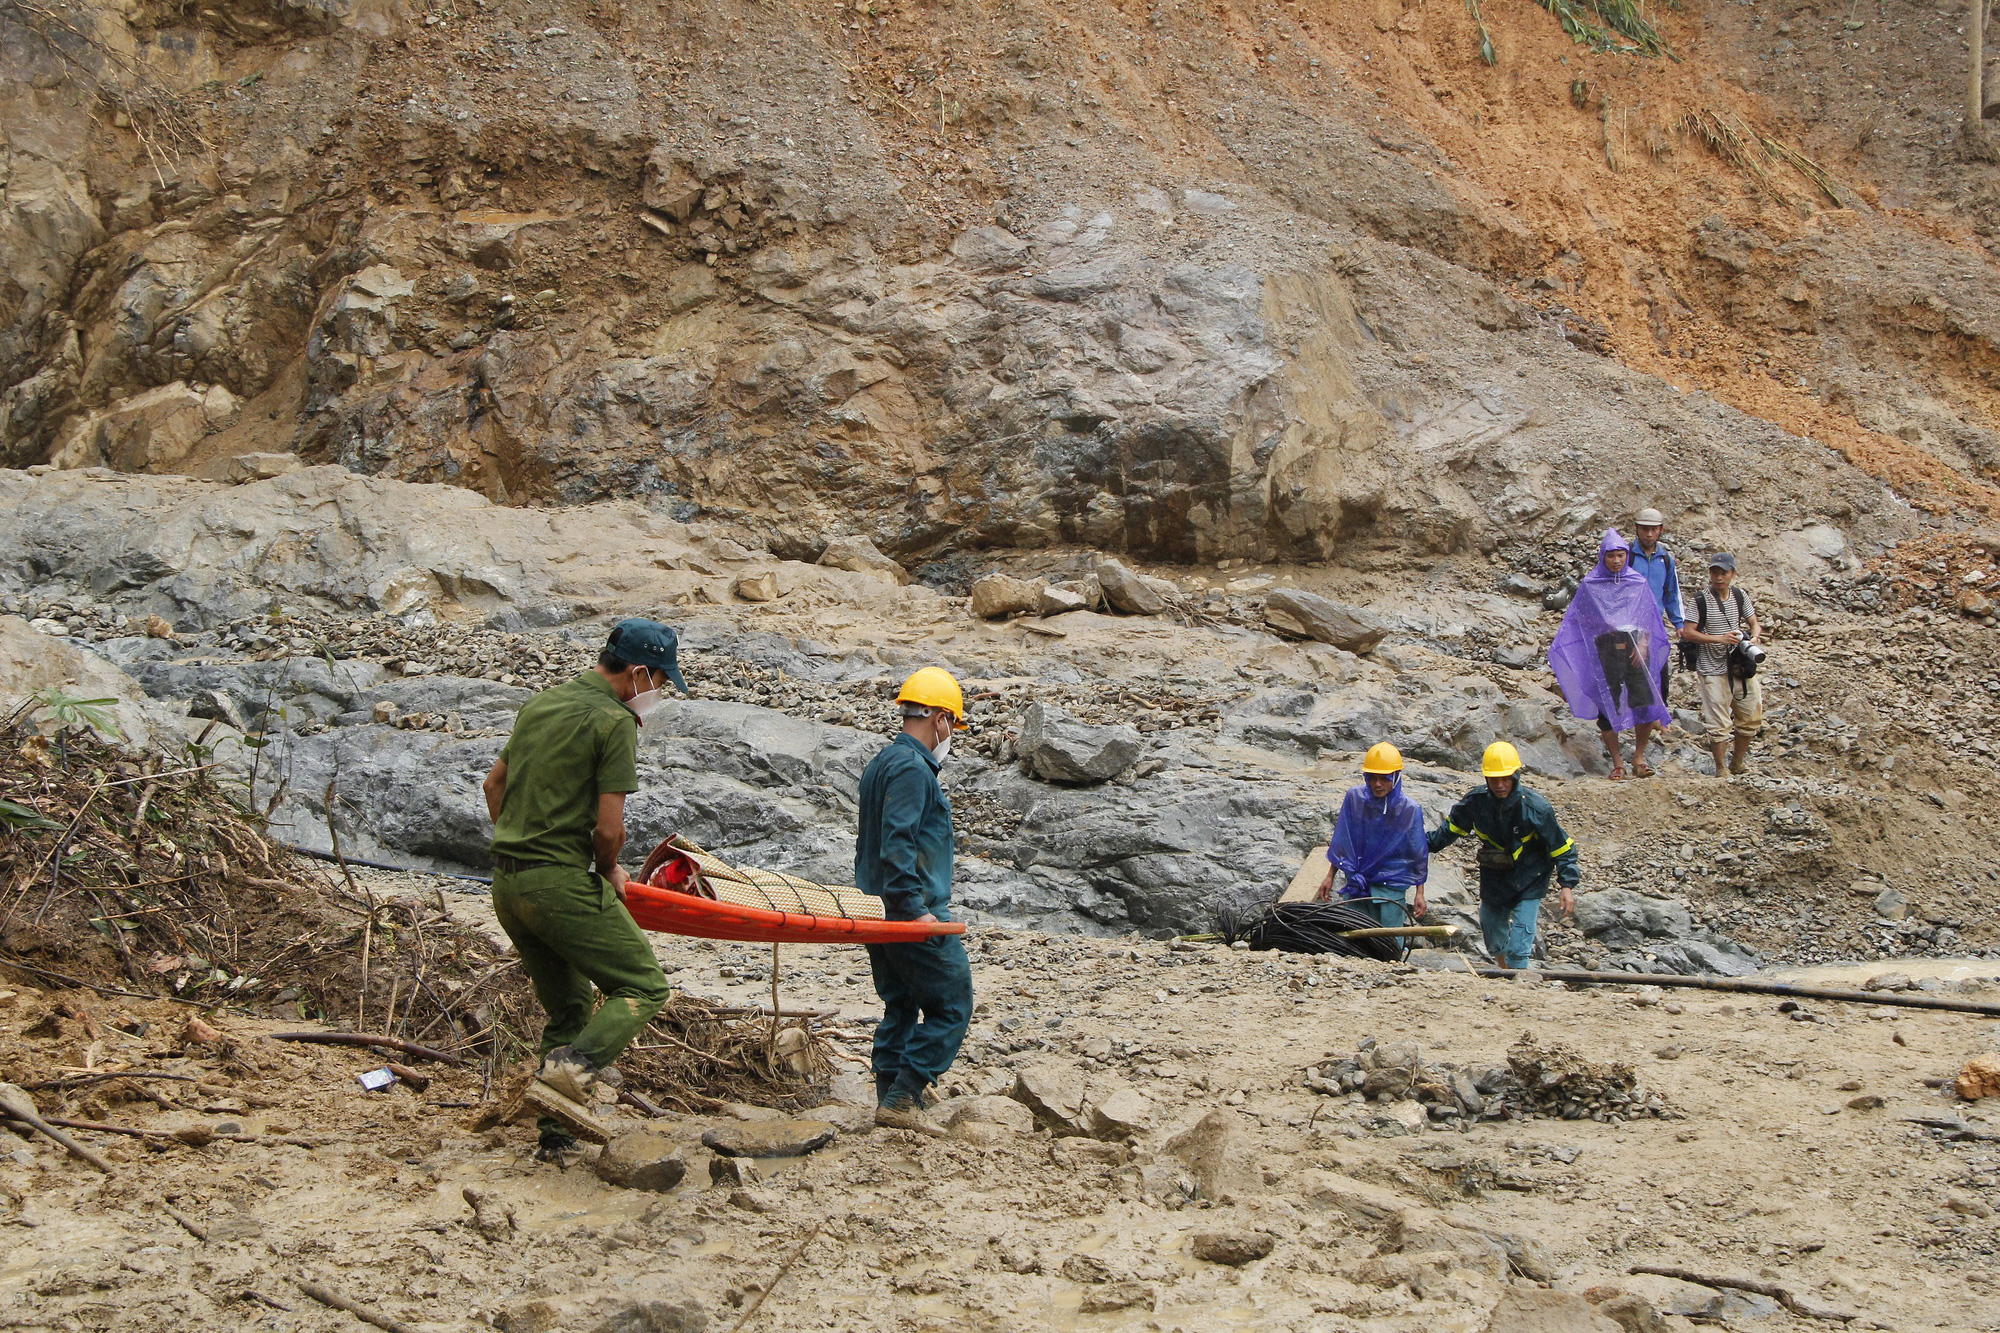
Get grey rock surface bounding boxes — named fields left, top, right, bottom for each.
left=817, top=535, right=908, bottom=585
left=593, top=1132, right=689, bottom=1193
left=1262, top=588, right=1390, bottom=654
left=1015, top=702, right=1143, bottom=785
left=1574, top=888, right=1761, bottom=977
left=1094, top=559, right=1166, bottom=616
left=968, top=573, right=1042, bottom=620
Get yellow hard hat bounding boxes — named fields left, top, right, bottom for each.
left=1362, top=742, right=1403, bottom=775
left=1481, top=741, right=1524, bottom=778
left=895, top=666, right=965, bottom=722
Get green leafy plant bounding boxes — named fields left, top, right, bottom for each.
left=1466, top=0, right=1498, bottom=66
left=28, top=687, right=122, bottom=739
left=1531, top=0, right=1676, bottom=60
left=0, top=798, right=62, bottom=831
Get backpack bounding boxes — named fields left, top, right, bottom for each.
left=1681, top=587, right=1750, bottom=673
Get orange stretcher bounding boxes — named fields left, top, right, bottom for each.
left=627, top=836, right=965, bottom=944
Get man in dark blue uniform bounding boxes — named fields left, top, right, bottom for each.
left=1427, top=742, right=1580, bottom=970
left=854, top=667, right=972, bottom=1135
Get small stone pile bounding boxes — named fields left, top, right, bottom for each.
left=1505, top=1034, right=1675, bottom=1122
left=1304, top=1033, right=1675, bottom=1132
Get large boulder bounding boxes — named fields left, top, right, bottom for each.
left=1262, top=588, right=1390, bottom=653
left=0, top=615, right=173, bottom=747
left=50, top=382, right=213, bottom=472
left=700, top=1117, right=837, bottom=1158
left=1484, top=1288, right=1623, bottom=1333
left=1094, top=559, right=1166, bottom=616
left=1011, top=1063, right=1089, bottom=1135
left=968, top=573, right=1043, bottom=619
left=1016, top=702, right=1142, bottom=785
left=1037, top=582, right=1090, bottom=616
left=593, top=1130, right=689, bottom=1192
left=817, top=535, right=909, bottom=585
left=1574, top=888, right=1759, bottom=977
left=1163, top=1109, right=1259, bottom=1201
left=1572, top=890, right=1693, bottom=948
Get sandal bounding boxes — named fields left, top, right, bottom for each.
left=1632, top=760, right=1654, bottom=778
left=1607, top=765, right=1627, bottom=781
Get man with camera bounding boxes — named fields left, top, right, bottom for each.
left=1680, top=553, right=1764, bottom=777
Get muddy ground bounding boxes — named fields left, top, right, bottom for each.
left=3, top=878, right=1996, bottom=1333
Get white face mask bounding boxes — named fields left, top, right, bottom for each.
left=932, top=733, right=951, bottom=763
left=628, top=670, right=663, bottom=724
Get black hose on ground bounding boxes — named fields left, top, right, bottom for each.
left=1472, top=965, right=2000, bottom=1017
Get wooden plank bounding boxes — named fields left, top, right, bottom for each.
left=1280, top=846, right=1328, bottom=903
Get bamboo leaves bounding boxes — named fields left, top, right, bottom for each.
left=1530, top=0, right=1677, bottom=61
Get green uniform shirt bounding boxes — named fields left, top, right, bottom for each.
left=491, top=672, right=639, bottom=869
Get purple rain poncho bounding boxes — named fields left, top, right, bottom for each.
left=1549, top=529, right=1674, bottom=734
left=1325, top=775, right=1428, bottom=897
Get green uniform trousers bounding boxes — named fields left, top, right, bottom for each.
left=490, top=865, right=671, bottom=1068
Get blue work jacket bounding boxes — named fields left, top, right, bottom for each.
left=1629, top=543, right=1685, bottom=631
left=854, top=733, right=954, bottom=920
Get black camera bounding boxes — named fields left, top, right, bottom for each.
left=1730, top=640, right=1766, bottom=678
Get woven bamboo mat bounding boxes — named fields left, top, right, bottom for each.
left=670, top=837, right=885, bottom=920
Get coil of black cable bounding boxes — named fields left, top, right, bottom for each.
left=1212, top=900, right=1405, bottom=962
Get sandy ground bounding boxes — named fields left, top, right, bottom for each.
left=3, top=874, right=1997, bottom=1333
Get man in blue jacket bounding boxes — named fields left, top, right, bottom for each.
left=855, top=667, right=972, bottom=1135
left=1628, top=507, right=1685, bottom=707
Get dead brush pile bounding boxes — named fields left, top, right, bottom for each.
left=0, top=702, right=832, bottom=1112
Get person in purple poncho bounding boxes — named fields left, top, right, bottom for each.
left=1316, top=743, right=1428, bottom=927
left=1550, top=530, right=1675, bottom=780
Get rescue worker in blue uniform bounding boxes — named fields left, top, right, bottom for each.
left=854, top=667, right=973, bottom=1135
left=1426, top=742, right=1580, bottom=970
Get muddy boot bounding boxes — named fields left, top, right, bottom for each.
left=874, top=1070, right=897, bottom=1108
left=521, top=1078, right=612, bottom=1144
left=874, top=1073, right=947, bottom=1137
left=536, top=1045, right=597, bottom=1105
left=534, top=1123, right=580, bottom=1163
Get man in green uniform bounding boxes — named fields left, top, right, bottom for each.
left=481, top=618, right=684, bottom=1154
left=1426, top=742, right=1580, bottom=970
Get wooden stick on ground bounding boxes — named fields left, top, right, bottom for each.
left=37, top=1115, right=172, bottom=1141
left=1628, top=1265, right=1859, bottom=1322
left=295, top=1280, right=423, bottom=1333
left=0, top=1084, right=112, bottom=1173
left=267, top=1031, right=465, bottom=1065
left=165, top=1206, right=209, bottom=1242
left=23, top=1071, right=201, bottom=1091
left=727, top=1224, right=823, bottom=1333
left=619, top=1088, right=669, bottom=1118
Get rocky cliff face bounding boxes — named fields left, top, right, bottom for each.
left=4, top=0, right=1991, bottom=568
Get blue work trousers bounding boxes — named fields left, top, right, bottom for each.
left=866, top=934, right=973, bottom=1092
left=1349, top=890, right=1413, bottom=928
left=1479, top=896, right=1544, bottom=970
